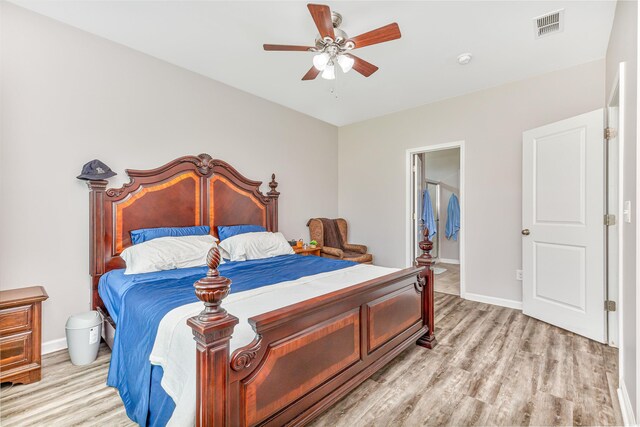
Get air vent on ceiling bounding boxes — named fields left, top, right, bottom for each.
left=533, top=9, right=564, bottom=39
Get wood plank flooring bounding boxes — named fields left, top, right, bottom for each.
left=433, top=263, right=460, bottom=296
left=312, top=294, right=623, bottom=427
left=0, top=344, right=135, bottom=427
left=0, top=293, right=622, bottom=426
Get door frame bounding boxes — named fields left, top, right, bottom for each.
left=606, top=64, right=624, bottom=350
left=405, top=140, right=466, bottom=298
left=607, top=60, right=636, bottom=427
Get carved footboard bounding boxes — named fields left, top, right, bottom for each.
left=188, top=230, right=436, bottom=426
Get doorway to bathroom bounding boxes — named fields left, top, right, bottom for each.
left=407, top=142, right=464, bottom=297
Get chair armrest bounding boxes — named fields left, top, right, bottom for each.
left=343, top=243, right=368, bottom=254
left=321, top=246, right=344, bottom=258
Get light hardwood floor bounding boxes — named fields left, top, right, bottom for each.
left=0, top=293, right=622, bottom=427
left=434, top=262, right=460, bottom=296
left=0, top=345, right=134, bottom=427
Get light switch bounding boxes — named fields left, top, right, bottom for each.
left=624, top=201, right=632, bottom=223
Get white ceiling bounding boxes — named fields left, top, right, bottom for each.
left=12, top=1, right=616, bottom=126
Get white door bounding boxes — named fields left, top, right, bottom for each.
left=522, top=109, right=605, bottom=342
left=413, top=154, right=424, bottom=259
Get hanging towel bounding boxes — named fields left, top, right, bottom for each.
left=446, top=193, right=460, bottom=241
left=421, top=189, right=437, bottom=240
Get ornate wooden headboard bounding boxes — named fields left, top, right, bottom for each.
left=87, top=153, right=279, bottom=311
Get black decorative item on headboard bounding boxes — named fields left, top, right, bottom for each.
left=77, top=159, right=117, bottom=181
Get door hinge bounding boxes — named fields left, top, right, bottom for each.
left=412, top=212, right=416, bottom=220
left=605, top=300, right=617, bottom=312
left=604, top=127, right=618, bottom=140
left=412, top=165, right=417, bottom=173
left=604, top=214, right=616, bottom=226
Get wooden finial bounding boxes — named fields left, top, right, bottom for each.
left=267, top=173, right=280, bottom=198
left=193, top=246, right=232, bottom=322
left=416, top=228, right=434, bottom=267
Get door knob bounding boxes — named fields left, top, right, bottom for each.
left=522, top=229, right=530, bottom=236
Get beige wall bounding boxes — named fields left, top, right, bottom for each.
left=338, top=60, right=605, bottom=305
left=0, top=4, right=338, bottom=344
left=605, top=0, right=638, bottom=419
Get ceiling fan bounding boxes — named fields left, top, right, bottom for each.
left=263, top=3, right=401, bottom=81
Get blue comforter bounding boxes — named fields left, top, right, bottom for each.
left=99, top=254, right=356, bottom=426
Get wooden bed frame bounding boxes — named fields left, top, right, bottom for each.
left=87, top=153, right=436, bottom=426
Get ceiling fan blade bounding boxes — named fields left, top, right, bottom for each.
left=302, top=66, right=321, bottom=81
left=345, top=54, right=379, bottom=77
left=307, top=4, right=335, bottom=40
left=348, top=23, right=401, bottom=49
left=263, top=44, right=314, bottom=52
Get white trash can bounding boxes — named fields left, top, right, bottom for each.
left=65, top=311, right=102, bottom=366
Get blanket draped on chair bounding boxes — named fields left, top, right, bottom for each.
left=318, top=218, right=344, bottom=250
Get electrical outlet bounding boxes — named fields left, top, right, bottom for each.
left=516, top=270, right=523, bottom=281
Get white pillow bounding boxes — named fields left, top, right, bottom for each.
left=218, top=232, right=294, bottom=262
left=121, top=235, right=218, bottom=275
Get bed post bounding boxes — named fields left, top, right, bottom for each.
left=87, top=179, right=108, bottom=311
left=416, top=228, right=437, bottom=349
left=267, top=173, right=279, bottom=232
left=187, top=247, right=238, bottom=427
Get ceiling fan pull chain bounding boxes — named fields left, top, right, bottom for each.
left=330, top=78, right=339, bottom=99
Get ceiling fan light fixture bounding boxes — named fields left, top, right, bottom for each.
left=337, top=54, right=354, bottom=73
left=321, top=64, right=336, bottom=80
left=263, top=4, right=401, bottom=81
left=313, top=52, right=330, bottom=70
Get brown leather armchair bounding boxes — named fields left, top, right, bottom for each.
left=307, top=218, right=373, bottom=264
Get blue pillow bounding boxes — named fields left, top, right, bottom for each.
left=217, top=225, right=266, bottom=241
left=130, top=226, right=210, bottom=245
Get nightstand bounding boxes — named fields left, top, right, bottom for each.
left=0, top=286, right=49, bottom=385
left=293, top=246, right=322, bottom=257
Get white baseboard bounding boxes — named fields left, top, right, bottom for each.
left=437, top=258, right=460, bottom=265
left=618, top=381, right=637, bottom=426
left=42, top=337, right=67, bottom=355
left=463, top=292, right=522, bottom=310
